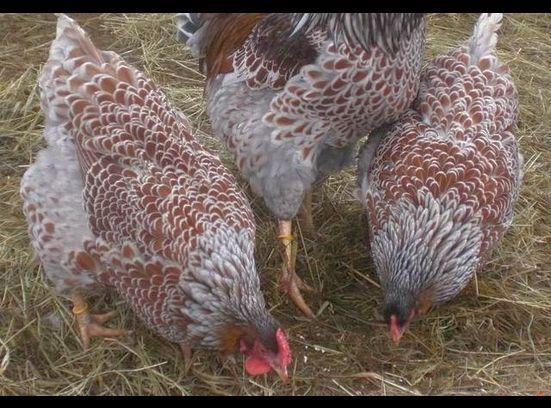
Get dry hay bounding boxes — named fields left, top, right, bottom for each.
left=0, top=13, right=549, bottom=396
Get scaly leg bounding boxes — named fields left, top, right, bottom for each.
left=180, top=343, right=193, bottom=373
left=278, top=220, right=315, bottom=318
left=297, top=190, right=317, bottom=240
left=72, top=292, right=130, bottom=349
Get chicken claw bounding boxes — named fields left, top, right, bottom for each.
left=72, top=293, right=131, bottom=349
left=278, top=220, right=315, bottom=317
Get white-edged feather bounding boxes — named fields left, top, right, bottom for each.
left=469, top=13, right=503, bottom=62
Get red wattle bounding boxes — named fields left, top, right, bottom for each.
left=276, top=328, right=292, bottom=366
left=245, top=356, right=271, bottom=376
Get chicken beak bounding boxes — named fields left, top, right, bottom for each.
left=390, top=325, right=404, bottom=345
left=389, top=314, right=405, bottom=346
left=272, top=364, right=289, bottom=383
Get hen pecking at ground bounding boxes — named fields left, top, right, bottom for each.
left=176, top=13, right=427, bottom=317
left=357, top=13, right=522, bottom=344
left=20, top=14, right=291, bottom=381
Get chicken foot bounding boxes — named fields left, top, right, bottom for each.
left=72, top=292, right=131, bottom=349
left=278, top=220, right=316, bottom=318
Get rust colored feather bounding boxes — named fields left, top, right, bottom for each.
left=21, top=15, right=290, bottom=375
left=201, top=13, right=267, bottom=81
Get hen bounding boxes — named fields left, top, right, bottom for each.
left=20, top=14, right=291, bottom=381
left=176, top=13, right=427, bottom=316
left=357, top=13, right=522, bottom=344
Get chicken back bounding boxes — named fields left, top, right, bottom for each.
left=358, top=13, right=522, bottom=343
left=20, top=14, right=291, bottom=379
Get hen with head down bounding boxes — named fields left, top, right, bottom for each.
left=176, top=13, right=427, bottom=317
left=358, top=13, right=522, bottom=344
left=20, top=14, right=291, bottom=381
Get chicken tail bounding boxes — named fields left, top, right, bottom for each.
left=175, top=13, right=205, bottom=58
left=468, top=13, right=503, bottom=62
left=39, top=14, right=105, bottom=133
left=39, top=14, right=178, bottom=174
left=175, top=13, right=201, bottom=43
left=39, top=14, right=129, bottom=171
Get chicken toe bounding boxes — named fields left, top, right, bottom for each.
left=72, top=293, right=130, bottom=349
left=278, top=220, right=315, bottom=318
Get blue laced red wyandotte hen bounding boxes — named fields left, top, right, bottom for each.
left=176, top=13, right=427, bottom=317
left=357, top=13, right=522, bottom=344
left=20, top=14, right=292, bottom=381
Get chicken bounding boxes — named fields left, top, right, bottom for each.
left=357, top=13, right=522, bottom=344
left=176, top=13, right=427, bottom=316
left=20, top=14, right=291, bottom=381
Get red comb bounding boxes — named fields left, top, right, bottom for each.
left=276, top=328, right=292, bottom=366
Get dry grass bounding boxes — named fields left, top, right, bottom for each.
left=0, top=13, right=549, bottom=396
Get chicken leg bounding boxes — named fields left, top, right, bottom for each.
left=72, top=292, right=130, bottom=349
left=297, top=189, right=326, bottom=241
left=180, top=343, right=193, bottom=373
left=297, top=190, right=317, bottom=240
left=278, top=220, right=315, bottom=318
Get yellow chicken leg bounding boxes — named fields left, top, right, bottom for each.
left=278, top=220, right=315, bottom=318
left=72, top=293, right=130, bottom=349
left=297, top=190, right=317, bottom=240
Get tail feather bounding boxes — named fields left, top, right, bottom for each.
left=468, top=13, right=503, bottom=62
left=175, top=13, right=204, bottom=57
left=40, top=14, right=113, bottom=128
left=39, top=14, right=159, bottom=173
left=40, top=14, right=107, bottom=173
left=175, top=13, right=201, bottom=42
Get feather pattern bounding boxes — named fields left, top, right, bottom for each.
left=289, top=13, right=425, bottom=56
left=178, top=13, right=427, bottom=220
left=21, top=14, right=283, bottom=353
left=358, top=13, right=522, bottom=311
